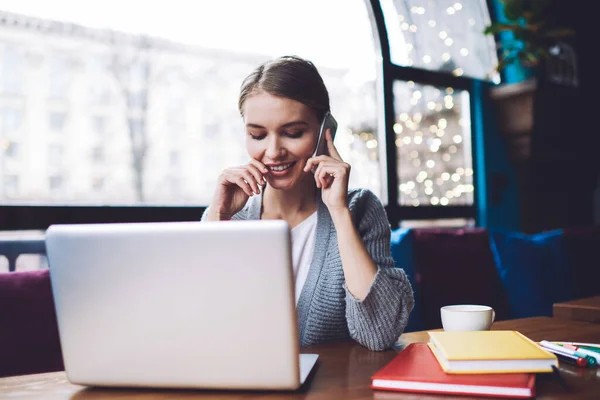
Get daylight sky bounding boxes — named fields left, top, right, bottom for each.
left=0, top=0, right=377, bottom=71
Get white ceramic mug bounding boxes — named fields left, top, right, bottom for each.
left=440, top=304, right=496, bottom=332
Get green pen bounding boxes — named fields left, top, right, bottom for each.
left=552, top=340, right=598, bottom=367
left=579, top=345, right=600, bottom=355
left=558, top=344, right=599, bottom=367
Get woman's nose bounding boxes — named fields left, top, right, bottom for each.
left=265, top=136, right=285, bottom=159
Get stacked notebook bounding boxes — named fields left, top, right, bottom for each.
left=371, top=331, right=558, bottom=398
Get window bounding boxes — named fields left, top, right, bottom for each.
left=88, top=57, right=111, bottom=104
left=0, top=0, right=378, bottom=208
left=377, top=0, right=497, bottom=225
left=49, top=175, right=64, bottom=192
left=0, top=0, right=498, bottom=230
left=4, top=141, right=18, bottom=158
left=48, top=56, right=70, bottom=99
left=381, top=0, right=499, bottom=82
left=92, top=176, right=104, bottom=191
left=0, top=107, right=21, bottom=135
left=91, top=116, right=107, bottom=136
left=91, top=146, right=105, bottom=163
left=1, top=46, right=23, bottom=94
left=394, top=81, right=473, bottom=206
left=49, top=112, right=67, bottom=132
left=3, top=174, right=18, bottom=196
left=169, top=151, right=180, bottom=168
left=47, top=144, right=63, bottom=166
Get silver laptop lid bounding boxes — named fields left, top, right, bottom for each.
left=46, top=220, right=301, bottom=389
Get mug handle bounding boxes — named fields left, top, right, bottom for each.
left=491, top=309, right=496, bottom=323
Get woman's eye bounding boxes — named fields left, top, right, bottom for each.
left=286, top=131, right=304, bottom=139
left=249, top=133, right=266, bottom=140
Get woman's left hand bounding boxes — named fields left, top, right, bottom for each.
left=304, top=129, right=350, bottom=211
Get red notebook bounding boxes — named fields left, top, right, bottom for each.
left=371, top=343, right=535, bottom=398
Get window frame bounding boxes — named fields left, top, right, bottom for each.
left=0, top=0, right=489, bottom=230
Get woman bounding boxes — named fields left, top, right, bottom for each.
left=203, top=55, right=413, bottom=351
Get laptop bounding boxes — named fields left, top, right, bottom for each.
left=45, top=220, right=318, bottom=390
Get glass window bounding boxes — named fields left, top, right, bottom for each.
left=48, top=56, right=70, bottom=99
left=4, top=141, right=18, bottom=158
left=49, top=175, right=64, bottom=191
left=169, top=151, right=180, bottom=168
left=3, top=174, right=18, bottom=196
left=0, top=0, right=380, bottom=206
left=92, top=146, right=105, bottom=163
left=380, top=0, right=499, bottom=82
left=48, top=144, right=63, bottom=166
left=0, top=46, right=23, bottom=94
left=92, top=176, right=104, bottom=191
left=49, top=112, right=67, bottom=132
left=91, top=116, right=107, bottom=136
left=393, top=80, right=473, bottom=206
left=0, top=107, right=22, bottom=135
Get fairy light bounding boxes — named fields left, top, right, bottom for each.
left=391, top=81, right=474, bottom=207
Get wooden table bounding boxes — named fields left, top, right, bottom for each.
left=554, top=295, right=600, bottom=324
left=2, top=317, right=600, bottom=399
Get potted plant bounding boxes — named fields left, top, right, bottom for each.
left=483, top=0, right=576, bottom=161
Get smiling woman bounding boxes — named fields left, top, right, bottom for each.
left=201, top=56, right=414, bottom=351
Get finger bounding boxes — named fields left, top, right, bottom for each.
left=245, top=164, right=266, bottom=186
left=313, top=163, right=323, bottom=188
left=248, top=159, right=269, bottom=175
left=315, top=164, right=330, bottom=189
left=304, top=158, right=316, bottom=173
left=326, top=129, right=343, bottom=161
left=240, top=170, right=261, bottom=194
left=231, top=175, right=254, bottom=197
left=304, top=155, right=330, bottom=173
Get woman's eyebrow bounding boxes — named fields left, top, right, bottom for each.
left=245, top=121, right=309, bottom=129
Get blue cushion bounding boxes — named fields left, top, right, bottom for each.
left=489, top=229, right=575, bottom=319
left=390, top=228, right=422, bottom=332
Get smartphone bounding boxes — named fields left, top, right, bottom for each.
left=312, top=112, right=338, bottom=158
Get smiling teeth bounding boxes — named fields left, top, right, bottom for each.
left=270, top=163, right=293, bottom=171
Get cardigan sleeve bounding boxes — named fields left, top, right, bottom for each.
left=343, top=190, right=415, bottom=351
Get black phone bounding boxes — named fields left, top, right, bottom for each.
left=312, top=112, right=338, bottom=158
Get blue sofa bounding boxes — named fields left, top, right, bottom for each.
left=392, top=226, right=600, bottom=332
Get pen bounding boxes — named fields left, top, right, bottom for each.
left=554, top=341, right=600, bottom=349
left=539, top=342, right=588, bottom=367
left=559, top=344, right=600, bottom=364
left=540, top=341, right=597, bottom=367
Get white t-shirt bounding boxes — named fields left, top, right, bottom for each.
left=290, top=211, right=318, bottom=304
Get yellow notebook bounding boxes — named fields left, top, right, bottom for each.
left=428, top=330, right=558, bottom=374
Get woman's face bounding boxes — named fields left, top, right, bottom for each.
left=243, top=90, right=320, bottom=191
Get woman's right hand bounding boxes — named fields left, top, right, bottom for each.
left=207, top=159, right=268, bottom=220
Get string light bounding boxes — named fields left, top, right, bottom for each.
left=377, top=2, right=486, bottom=207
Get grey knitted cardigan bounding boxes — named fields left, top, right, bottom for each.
left=202, top=188, right=414, bottom=351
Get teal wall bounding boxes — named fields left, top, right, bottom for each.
left=472, top=80, right=520, bottom=231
